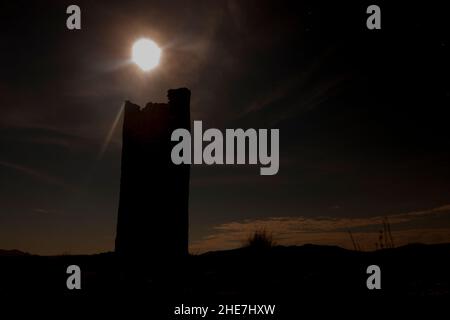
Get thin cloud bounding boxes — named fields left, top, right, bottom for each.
left=190, top=204, right=450, bottom=253
left=0, top=160, right=70, bottom=188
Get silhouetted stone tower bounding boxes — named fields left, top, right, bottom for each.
left=115, top=88, right=190, bottom=260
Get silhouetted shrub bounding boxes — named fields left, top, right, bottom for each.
left=244, top=229, right=275, bottom=250
left=376, top=216, right=395, bottom=250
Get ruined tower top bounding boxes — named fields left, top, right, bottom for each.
left=123, top=87, right=190, bottom=112
left=115, top=88, right=191, bottom=260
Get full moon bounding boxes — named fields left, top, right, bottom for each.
left=132, top=38, right=161, bottom=71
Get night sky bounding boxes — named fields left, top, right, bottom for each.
left=1, top=1, right=449, bottom=255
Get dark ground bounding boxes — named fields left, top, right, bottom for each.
left=0, top=243, right=449, bottom=316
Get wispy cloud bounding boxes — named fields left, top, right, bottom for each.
left=190, top=204, right=450, bottom=253
left=237, top=48, right=348, bottom=126
left=0, top=160, right=70, bottom=188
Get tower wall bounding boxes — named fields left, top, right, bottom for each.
left=115, top=88, right=191, bottom=260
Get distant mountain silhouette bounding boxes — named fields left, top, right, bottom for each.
left=0, top=249, right=30, bottom=256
